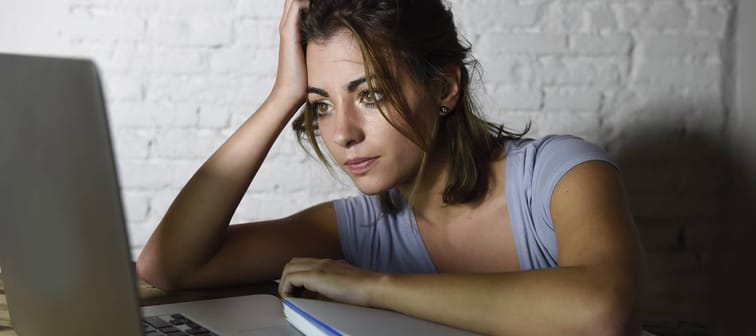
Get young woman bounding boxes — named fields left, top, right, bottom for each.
left=137, top=1, right=645, bottom=335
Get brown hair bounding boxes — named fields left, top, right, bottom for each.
left=292, top=0, right=528, bottom=212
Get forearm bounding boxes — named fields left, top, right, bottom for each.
left=137, top=94, right=302, bottom=288
left=369, top=267, right=640, bottom=336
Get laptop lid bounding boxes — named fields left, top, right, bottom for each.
left=0, top=53, right=143, bottom=335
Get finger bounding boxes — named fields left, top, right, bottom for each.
left=280, top=0, right=307, bottom=31
left=278, top=257, right=339, bottom=297
left=278, top=258, right=317, bottom=294
left=279, top=269, right=319, bottom=298
left=280, top=0, right=296, bottom=31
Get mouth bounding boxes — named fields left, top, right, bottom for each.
left=344, top=157, right=379, bottom=175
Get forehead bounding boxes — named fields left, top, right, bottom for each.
left=305, top=30, right=365, bottom=88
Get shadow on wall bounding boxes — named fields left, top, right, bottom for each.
left=599, top=96, right=756, bottom=336
left=712, top=139, right=756, bottom=336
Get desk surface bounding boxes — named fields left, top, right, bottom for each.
left=0, top=272, right=279, bottom=336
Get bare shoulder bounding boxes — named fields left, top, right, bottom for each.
left=549, top=160, right=642, bottom=268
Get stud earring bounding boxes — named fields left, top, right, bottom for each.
left=440, top=105, right=450, bottom=116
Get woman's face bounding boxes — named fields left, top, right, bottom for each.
left=305, top=30, right=436, bottom=194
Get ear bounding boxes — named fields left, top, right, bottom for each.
left=438, top=64, right=462, bottom=111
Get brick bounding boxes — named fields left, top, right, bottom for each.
left=628, top=194, right=722, bottom=219
left=305, top=165, right=358, bottom=199
left=236, top=1, right=284, bottom=20
left=147, top=16, right=233, bottom=48
left=67, top=40, right=122, bottom=72
left=198, top=105, right=231, bottom=129
left=645, top=252, right=709, bottom=279
left=637, top=224, right=682, bottom=253
left=645, top=274, right=711, bottom=316
left=69, top=0, right=158, bottom=14
left=236, top=76, right=277, bottom=104
left=64, top=13, right=145, bottom=41
left=455, top=0, right=540, bottom=30
left=112, top=130, right=152, bottom=161
left=147, top=48, right=208, bottom=74
left=695, top=3, right=731, bottom=37
left=152, top=129, right=226, bottom=159
left=232, top=191, right=309, bottom=222
left=583, top=3, right=617, bottom=32
left=154, top=0, right=235, bottom=16
left=226, top=104, right=259, bottom=127
left=538, top=1, right=585, bottom=33
left=109, top=102, right=199, bottom=128
left=631, top=61, right=721, bottom=89
left=543, top=89, right=602, bottom=113
left=127, top=222, right=153, bottom=253
left=637, top=34, right=721, bottom=59
left=99, top=42, right=143, bottom=73
left=484, top=112, right=534, bottom=135
left=604, top=104, right=727, bottom=163
left=478, top=56, right=535, bottom=85
left=619, top=1, right=691, bottom=32
left=103, top=75, right=143, bottom=101
left=118, top=161, right=199, bottom=190
left=210, top=46, right=277, bottom=76
left=122, top=192, right=151, bottom=222
left=608, top=130, right=724, bottom=164
left=146, top=74, right=242, bottom=103
left=645, top=1, right=691, bottom=31
left=268, top=125, right=309, bottom=158
left=614, top=2, right=646, bottom=31
left=235, top=19, right=278, bottom=48
left=486, top=86, right=542, bottom=110
left=684, top=102, right=726, bottom=137
left=683, top=224, right=713, bottom=250
left=148, top=188, right=182, bottom=221
left=538, top=57, right=625, bottom=86
left=481, top=33, right=568, bottom=55
left=249, top=158, right=314, bottom=192
left=570, top=34, right=632, bottom=55
left=529, top=113, right=602, bottom=143
left=621, top=163, right=725, bottom=196
left=106, top=46, right=207, bottom=74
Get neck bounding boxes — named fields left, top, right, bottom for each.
left=397, top=148, right=507, bottom=228
left=397, top=156, right=446, bottom=208
left=397, top=157, right=479, bottom=227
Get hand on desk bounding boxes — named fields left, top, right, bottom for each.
left=278, top=258, right=381, bottom=307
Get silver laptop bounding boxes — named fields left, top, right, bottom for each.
left=0, top=53, right=299, bottom=336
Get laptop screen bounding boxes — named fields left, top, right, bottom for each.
left=0, top=53, right=144, bottom=336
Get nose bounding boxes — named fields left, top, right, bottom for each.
left=331, top=103, right=365, bottom=149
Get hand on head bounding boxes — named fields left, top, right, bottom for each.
left=271, top=0, right=310, bottom=105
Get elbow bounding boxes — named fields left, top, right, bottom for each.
left=136, top=252, right=182, bottom=291
left=579, top=289, right=642, bottom=336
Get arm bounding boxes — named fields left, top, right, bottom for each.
left=280, top=161, right=644, bottom=336
left=136, top=0, right=340, bottom=290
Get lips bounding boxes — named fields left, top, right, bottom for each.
left=344, top=157, right=378, bottom=175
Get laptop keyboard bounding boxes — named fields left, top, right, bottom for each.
left=143, top=313, right=218, bottom=336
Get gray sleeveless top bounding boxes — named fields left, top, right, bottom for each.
left=334, top=135, right=618, bottom=273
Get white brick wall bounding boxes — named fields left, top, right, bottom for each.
left=0, top=0, right=735, bottom=324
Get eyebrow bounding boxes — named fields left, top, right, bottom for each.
left=307, top=77, right=368, bottom=98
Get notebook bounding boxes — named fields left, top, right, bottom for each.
left=282, top=298, right=479, bottom=336
left=0, top=53, right=299, bottom=335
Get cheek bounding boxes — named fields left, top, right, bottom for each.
left=376, top=121, right=425, bottom=163
left=319, top=125, right=341, bottom=157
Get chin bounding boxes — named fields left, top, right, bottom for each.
left=350, top=175, right=395, bottom=195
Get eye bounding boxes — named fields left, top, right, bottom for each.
left=311, top=102, right=333, bottom=117
left=359, top=89, right=384, bottom=106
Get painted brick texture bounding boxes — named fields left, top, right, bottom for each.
left=0, top=0, right=735, bottom=328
